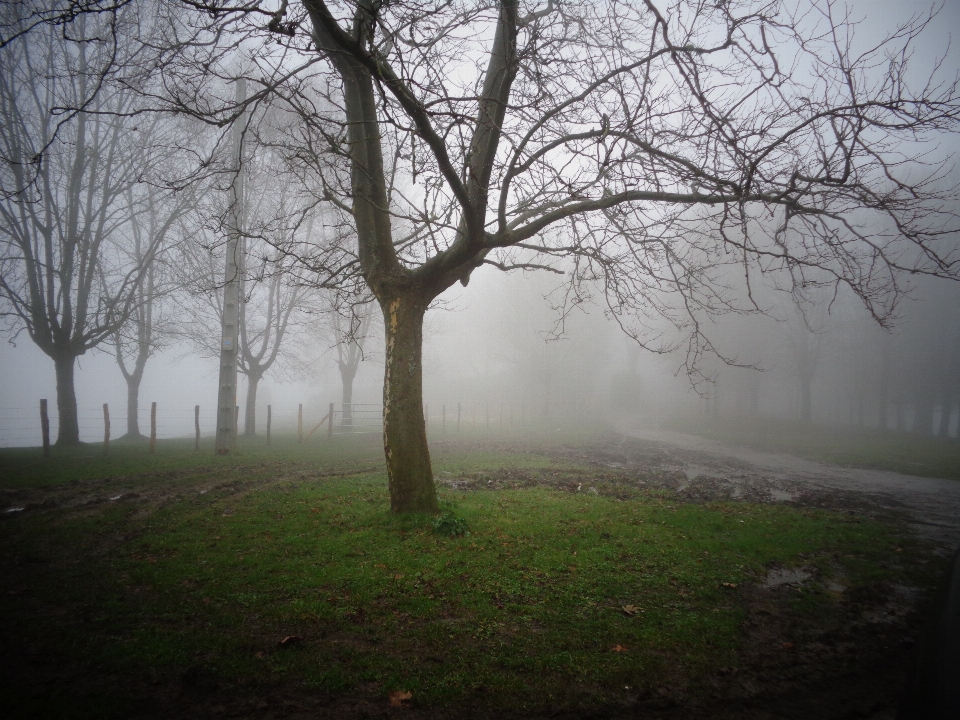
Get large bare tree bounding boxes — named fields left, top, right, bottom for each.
left=10, top=1, right=960, bottom=505
left=244, top=0, right=960, bottom=511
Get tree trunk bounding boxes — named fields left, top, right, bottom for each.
left=381, top=295, right=438, bottom=513
left=878, top=333, right=890, bottom=430
left=339, top=365, right=356, bottom=429
left=125, top=371, right=144, bottom=437
left=244, top=373, right=260, bottom=437
left=54, top=352, right=81, bottom=446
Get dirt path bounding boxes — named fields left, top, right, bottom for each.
left=615, top=419, right=960, bottom=553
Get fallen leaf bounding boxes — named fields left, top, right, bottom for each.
left=394, top=573, right=404, bottom=580
left=612, top=644, right=628, bottom=652
left=388, top=690, right=412, bottom=707
left=622, top=604, right=640, bottom=616
left=254, top=651, right=265, bottom=658
left=278, top=635, right=303, bottom=647
left=782, top=641, right=794, bottom=649
left=375, top=563, right=387, bottom=569
left=722, top=582, right=737, bottom=588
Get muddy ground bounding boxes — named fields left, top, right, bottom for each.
left=3, top=431, right=958, bottom=719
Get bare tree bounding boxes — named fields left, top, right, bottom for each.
left=285, top=0, right=960, bottom=510
left=0, top=9, right=171, bottom=445
left=329, top=296, right=374, bottom=429
left=238, top=257, right=306, bottom=436
left=19, top=1, right=959, bottom=505
left=176, top=170, right=311, bottom=438
left=113, top=178, right=194, bottom=439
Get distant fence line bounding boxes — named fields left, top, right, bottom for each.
left=0, top=399, right=553, bottom=450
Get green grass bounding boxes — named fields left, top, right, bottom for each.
left=0, top=435, right=942, bottom=717
left=665, top=415, right=960, bottom=480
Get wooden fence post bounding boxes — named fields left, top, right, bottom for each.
left=103, top=403, right=110, bottom=456
left=328, top=403, right=334, bottom=438
left=150, top=402, right=157, bottom=453
left=298, top=403, right=303, bottom=443
left=457, top=403, right=461, bottom=432
left=194, top=405, right=201, bottom=450
left=40, top=399, right=50, bottom=458
left=266, top=405, right=272, bottom=446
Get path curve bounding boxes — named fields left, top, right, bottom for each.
left=615, top=419, right=960, bottom=552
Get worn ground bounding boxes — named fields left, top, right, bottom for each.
left=1, top=429, right=956, bottom=719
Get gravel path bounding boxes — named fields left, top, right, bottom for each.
left=616, top=419, right=960, bottom=553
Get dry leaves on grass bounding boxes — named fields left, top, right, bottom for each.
left=389, top=690, right=412, bottom=707
left=278, top=635, right=303, bottom=647
left=622, top=604, right=641, bottom=616
left=612, top=644, right=628, bottom=652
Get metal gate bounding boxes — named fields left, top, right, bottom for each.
left=330, top=403, right=383, bottom=435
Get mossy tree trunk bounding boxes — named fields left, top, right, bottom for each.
left=381, top=294, right=437, bottom=512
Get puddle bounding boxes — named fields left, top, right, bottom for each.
left=4, top=507, right=24, bottom=513
left=764, top=567, right=813, bottom=588
left=770, top=489, right=795, bottom=502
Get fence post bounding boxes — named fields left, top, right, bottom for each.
left=442, top=405, right=446, bottom=435
left=328, top=403, right=334, bottom=438
left=457, top=403, right=461, bottom=432
left=266, top=404, right=272, bottom=446
left=150, top=402, right=157, bottom=453
left=194, top=405, right=201, bottom=451
left=103, top=403, right=110, bottom=456
left=298, top=403, right=303, bottom=443
left=40, top=399, right=50, bottom=458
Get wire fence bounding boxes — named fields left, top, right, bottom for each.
left=0, top=398, right=575, bottom=448
left=0, top=403, right=219, bottom=448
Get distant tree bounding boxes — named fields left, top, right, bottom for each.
left=176, top=169, right=311, bottom=437
left=330, top=297, right=374, bottom=429
left=0, top=8, right=173, bottom=445
left=113, top=158, right=197, bottom=439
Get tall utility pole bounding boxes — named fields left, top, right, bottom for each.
left=215, top=78, right=246, bottom=454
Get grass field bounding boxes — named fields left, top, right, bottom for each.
left=0, top=433, right=944, bottom=718
left=664, top=415, right=960, bottom=481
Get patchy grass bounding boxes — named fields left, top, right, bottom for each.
left=665, top=415, right=960, bottom=480
left=0, top=435, right=943, bottom=718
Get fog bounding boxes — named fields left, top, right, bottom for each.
left=2, top=0, right=960, bottom=450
